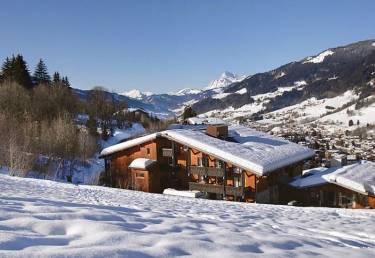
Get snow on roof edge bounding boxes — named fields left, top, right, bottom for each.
left=163, top=130, right=314, bottom=175
left=129, top=158, right=156, bottom=170
left=100, top=133, right=159, bottom=157
left=100, top=127, right=314, bottom=175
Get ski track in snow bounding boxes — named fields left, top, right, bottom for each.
left=0, top=174, right=375, bottom=257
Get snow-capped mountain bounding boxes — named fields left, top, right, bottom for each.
left=205, top=71, right=245, bottom=90
left=168, top=88, right=202, bottom=96
left=191, top=39, right=375, bottom=128
left=112, top=71, right=246, bottom=116
left=121, top=89, right=153, bottom=99
left=74, top=39, right=375, bottom=125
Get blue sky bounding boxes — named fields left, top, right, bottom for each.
left=1, top=0, right=374, bottom=93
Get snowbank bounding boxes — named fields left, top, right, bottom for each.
left=0, top=174, right=374, bottom=257
left=163, top=188, right=203, bottom=198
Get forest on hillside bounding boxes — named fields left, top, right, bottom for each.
left=0, top=55, right=172, bottom=179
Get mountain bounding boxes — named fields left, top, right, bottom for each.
left=121, top=89, right=153, bottom=99
left=112, top=71, right=246, bottom=116
left=205, top=71, right=246, bottom=90
left=73, top=88, right=174, bottom=118
left=73, top=40, right=375, bottom=125
left=191, top=40, right=375, bottom=128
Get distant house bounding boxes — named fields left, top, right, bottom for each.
left=289, top=161, right=375, bottom=208
left=100, top=124, right=314, bottom=203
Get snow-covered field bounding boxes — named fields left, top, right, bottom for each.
left=0, top=174, right=374, bottom=257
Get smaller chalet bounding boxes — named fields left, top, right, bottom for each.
left=289, top=161, right=375, bottom=208
left=100, top=124, right=314, bottom=203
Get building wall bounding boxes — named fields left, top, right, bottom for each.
left=105, top=137, right=305, bottom=204
left=291, top=184, right=374, bottom=209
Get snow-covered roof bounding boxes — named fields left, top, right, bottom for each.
left=290, top=161, right=375, bottom=195
left=100, top=133, right=158, bottom=157
left=129, top=158, right=156, bottom=170
left=100, top=125, right=314, bottom=175
left=290, top=167, right=338, bottom=189
left=163, top=125, right=314, bottom=175
left=186, top=117, right=226, bottom=125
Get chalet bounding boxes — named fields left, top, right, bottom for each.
left=99, top=124, right=315, bottom=203
left=289, top=161, right=375, bottom=208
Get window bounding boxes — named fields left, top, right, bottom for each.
left=146, top=148, right=150, bottom=155
left=136, top=172, right=145, bottom=178
left=202, top=155, right=209, bottom=167
left=216, top=160, right=224, bottom=168
left=197, top=157, right=202, bottom=167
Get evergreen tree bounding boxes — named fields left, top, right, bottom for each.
left=33, top=59, right=51, bottom=85
left=182, top=106, right=197, bottom=120
left=61, top=76, right=70, bottom=87
left=52, top=72, right=61, bottom=83
left=0, top=57, right=12, bottom=82
left=11, top=55, right=33, bottom=89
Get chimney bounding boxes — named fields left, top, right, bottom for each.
left=206, top=124, right=228, bottom=139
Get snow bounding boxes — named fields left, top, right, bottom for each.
left=205, top=71, right=245, bottom=90
left=290, top=166, right=339, bottom=188
left=294, top=80, right=307, bottom=87
left=101, top=124, right=314, bottom=175
left=163, top=188, right=203, bottom=198
left=325, top=161, right=375, bottom=195
left=102, top=123, right=146, bottom=148
left=262, top=90, right=359, bottom=126
left=303, top=50, right=334, bottom=64
left=129, top=158, right=156, bottom=170
left=328, top=75, right=339, bottom=81
left=275, top=71, right=286, bottom=79
left=185, top=116, right=226, bottom=125
left=100, top=133, right=158, bottom=157
left=212, top=92, right=231, bottom=99
left=235, top=88, right=247, bottom=95
left=290, top=161, right=375, bottom=196
left=168, top=88, right=202, bottom=96
left=163, top=125, right=314, bottom=175
left=121, top=89, right=153, bottom=99
left=320, top=96, right=375, bottom=127
left=1, top=174, right=375, bottom=257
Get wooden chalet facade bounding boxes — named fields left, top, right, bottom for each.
left=100, top=124, right=314, bottom=204
left=289, top=162, right=375, bottom=209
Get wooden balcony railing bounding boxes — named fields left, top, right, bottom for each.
left=189, top=166, right=225, bottom=177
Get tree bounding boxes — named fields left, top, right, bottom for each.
left=61, top=76, right=70, bottom=87
left=182, top=106, right=197, bottom=120
left=52, top=72, right=61, bottom=83
left=33, top=59, right=51, bottom=85
left=349, top=119, right=354, bottom=127
left=0, top=57, right=12, bottom=82
left=1, top=55, right=33, bottom=89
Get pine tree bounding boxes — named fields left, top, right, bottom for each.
left=0, top=57, right=12, bottom=82
left=52, top=72, right=61, bottom=83
left=9, top=55, right=33, bottom=89
left=61, top=76, right=70, bottom=87
left=33, top=59, right=51, bottom=85
left=182, top=106, right=197, bottom=120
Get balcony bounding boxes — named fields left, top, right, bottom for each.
left=189, top=166, right=224, bottom=177
left=188, top=182, right=245, bottom=197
